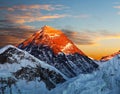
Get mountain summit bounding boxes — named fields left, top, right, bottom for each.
left=19, top=25, right=85, bottom=55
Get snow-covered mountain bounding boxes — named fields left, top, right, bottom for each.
left=1, top=45, right=120, bottom=94
left=0, top=45, right=67, bottom=94
left=49, top=53, right=120, bottom=94
left=17, top=26, right=98, bottom=78
left=1, top=25, right=120, bottom=94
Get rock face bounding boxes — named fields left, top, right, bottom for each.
left=0, top=45, right=66, bottom=94
left=18, top=26, right=99, bottom=78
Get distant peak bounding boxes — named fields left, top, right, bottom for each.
left=100, top=50, right=120, bottom=62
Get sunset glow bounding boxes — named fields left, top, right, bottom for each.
left=0, top=0, right=120, bottom=60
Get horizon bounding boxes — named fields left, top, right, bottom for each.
left=0, top=0, right=120, bottom=60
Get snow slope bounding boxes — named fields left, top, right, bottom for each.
left=0, top=45, right=67, bottom=78
left=0, top=45, right=67, bottom=94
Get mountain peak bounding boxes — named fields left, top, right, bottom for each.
left=100, top=50, right=120, bottom=61
left=18, top=26, right=85, bottom=55
left=0, top=45, right=16, bottom=54
left=41, top=25, right=54, bottom=30
left=41, top=25, right=64, bottom=36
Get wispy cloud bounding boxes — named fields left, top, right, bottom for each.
left=0, top=4, right=68, bottom=24
left=113, top=3, right=120, bottom=15
left=0, top=24, right=37, bottom=46
left=62, top=29, right=120, bottom=45
left=0, top=4, right=66, bottom=11
left=6, top=13, right=67, bottom=24
left=113, top=5, right=120, bottom=9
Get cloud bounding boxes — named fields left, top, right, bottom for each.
left=113, top=4, right=120, bottom=15
left=62, top=29, right=94, bottom=45
left=6, top=13, right=67, bottom=24
left=113, top=5, right=120, bottom=9
left=62, top=29, right=120, bottom=45
left=0, top=22, right=37, bottom=47
left=0, top=20, right=34, bottom=47
left=0, top=4, right=68, bottom=24
left=0, top=4, right=66, bottom=11
left=0, top=36, right=25, bottom=46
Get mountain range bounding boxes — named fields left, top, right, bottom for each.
left=0, top=26, right=120, bottom=94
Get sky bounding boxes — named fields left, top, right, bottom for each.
left=0, top=0, right=120, bottom=59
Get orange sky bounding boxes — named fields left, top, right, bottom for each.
left=78, top=38, right=120, bottom=60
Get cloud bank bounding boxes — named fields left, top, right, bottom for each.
left=62, top=29, right=120, bottom=45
